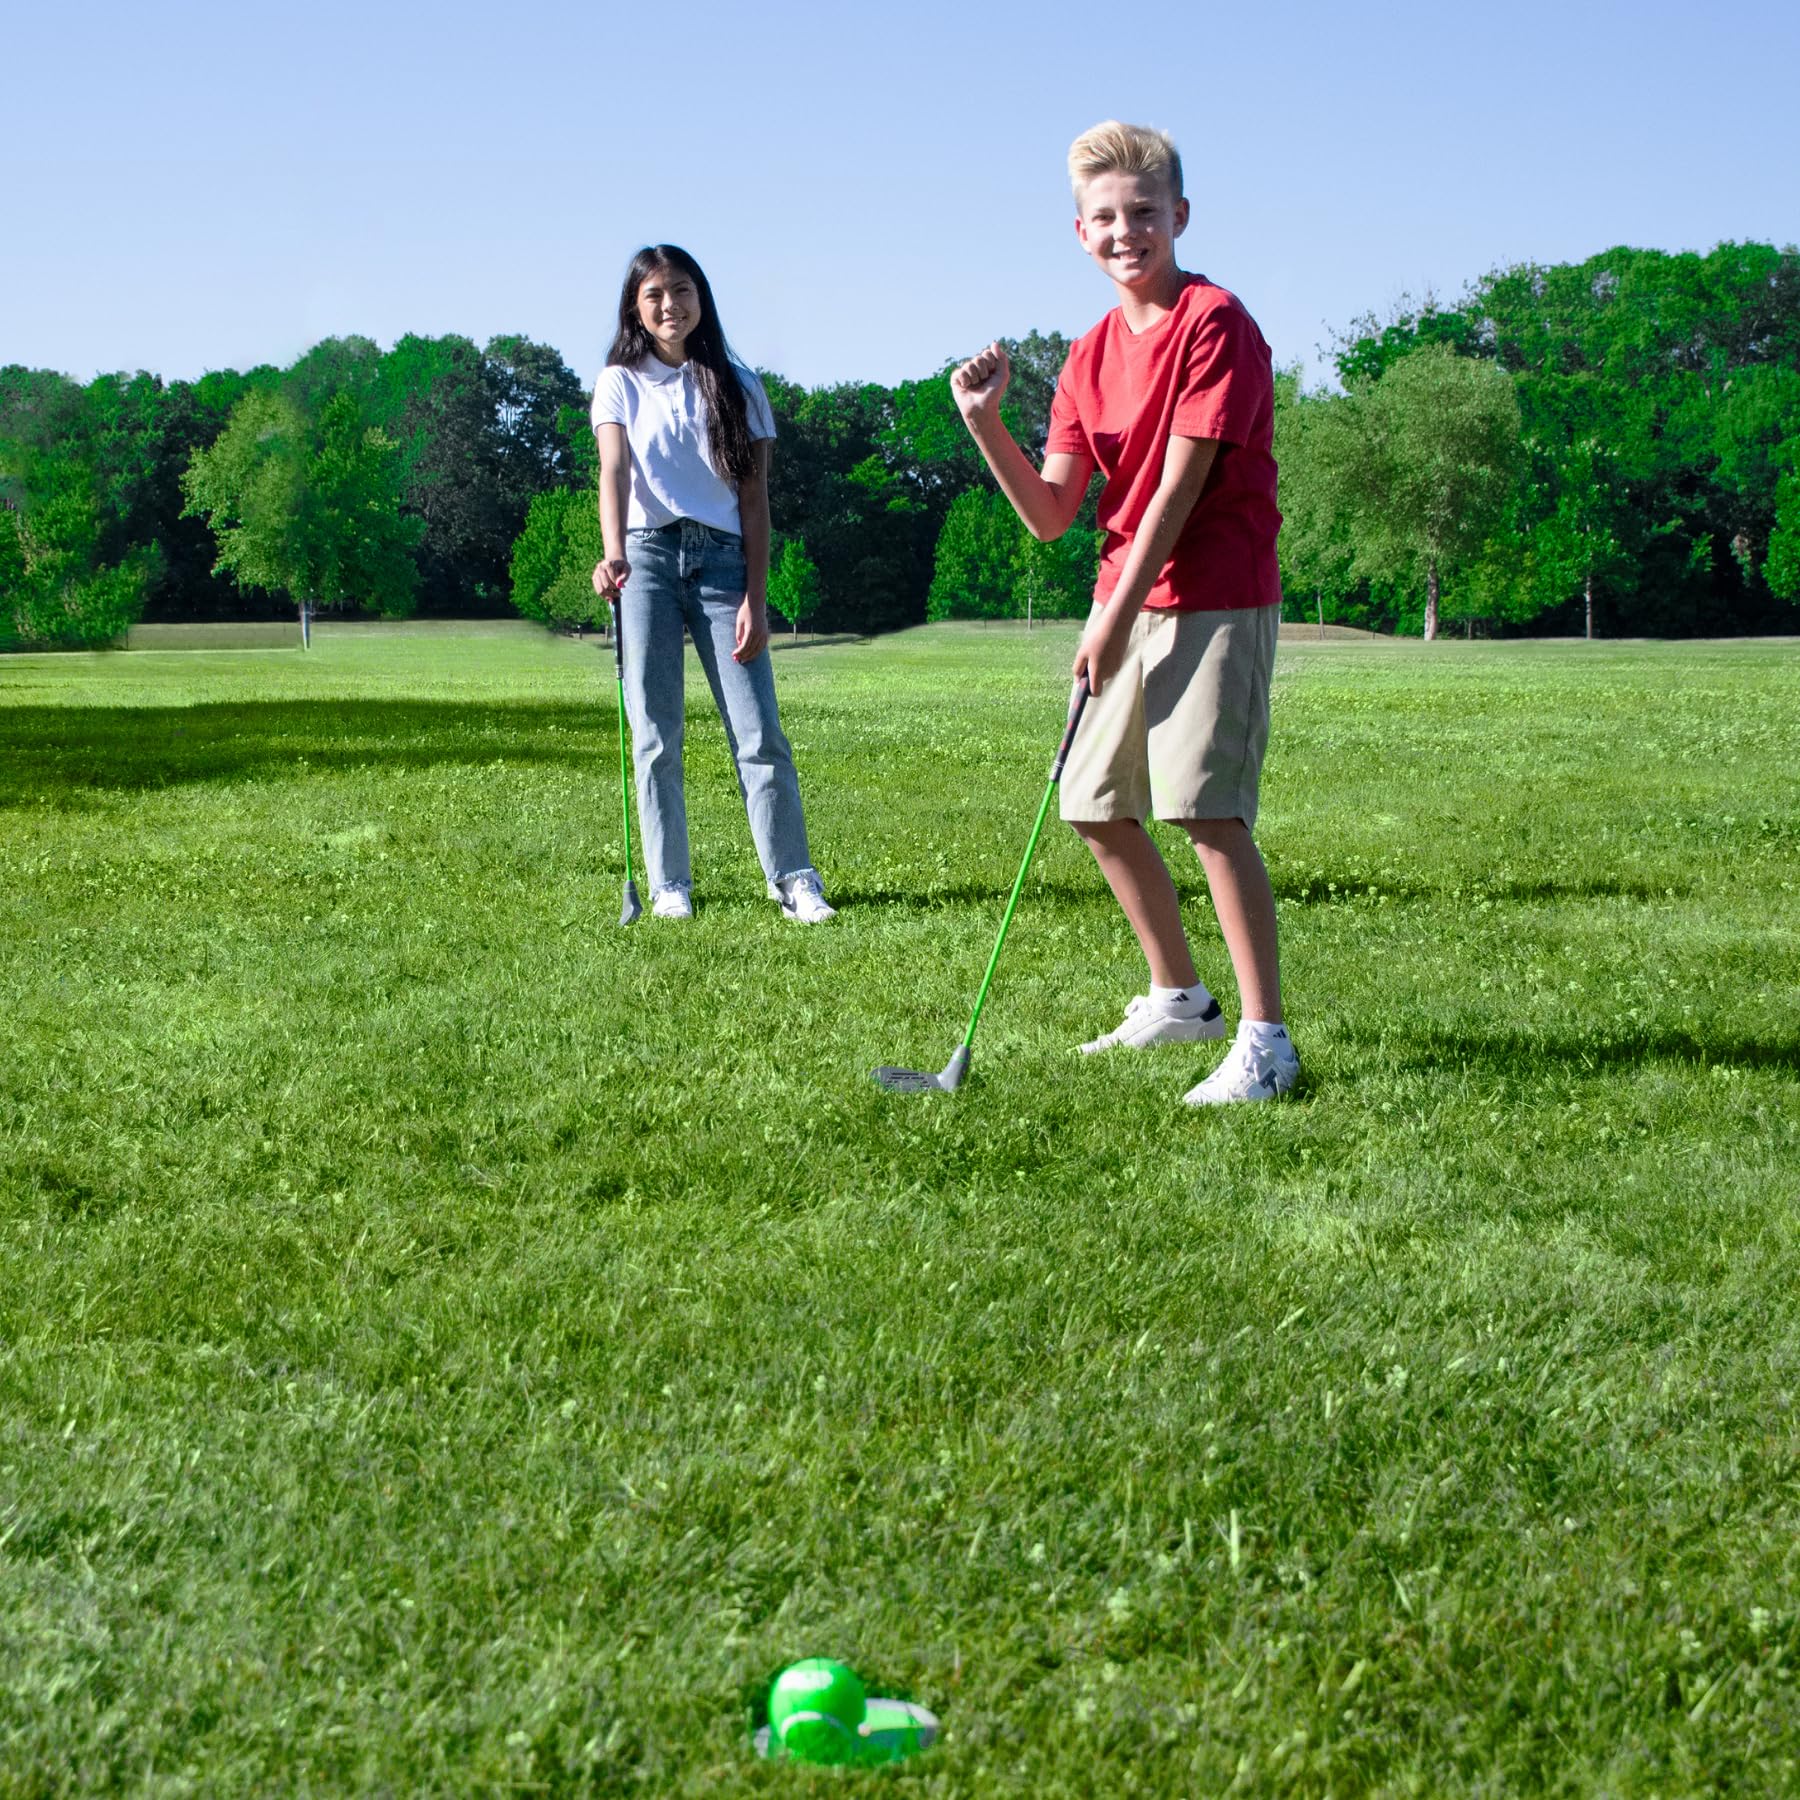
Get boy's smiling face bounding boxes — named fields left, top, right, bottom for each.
left=1074, top=170, right=1189, bottom=296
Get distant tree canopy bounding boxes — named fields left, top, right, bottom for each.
left=182, top=388, right=421, bottom=617
left=926, top=487, right=1096, bottom=623
left=4, top=247, right=1795, bottom=647
left=1284, top=345, right=1522, bottom=640
left=1, top=436, right=158, bottom=647
left=508, top=488, right=605, bottom=629
left=1, top=362, right=242, bottom=641
left=1311, top=243, right=1800, bottom=635
left=2, top=333, right=580, bottom=643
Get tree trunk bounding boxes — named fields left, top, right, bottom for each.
left=1424, top=559, right=1439, bottom=641
left=300, top=598, right=311, bottom=650
left=1316, top=588, right=1324, bottom=641
left=1585, top=569, right=1594, bottom=640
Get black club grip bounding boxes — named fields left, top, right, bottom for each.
left=1048, top=676, right=1091, bottom=782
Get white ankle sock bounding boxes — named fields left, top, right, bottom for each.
left=1151, top=983, right=1204, bottom=1012
left=1241, top=1019, right=1292, bottom=1053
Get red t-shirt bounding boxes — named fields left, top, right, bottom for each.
left=1045, top=274, right=1282, bottom=612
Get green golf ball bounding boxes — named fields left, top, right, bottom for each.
left=769, top=1658, right=867, bottom=1765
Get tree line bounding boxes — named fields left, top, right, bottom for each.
left=1283, top=242, right=1800, bottom=637
left=4, top=243, right=1795, bottom=647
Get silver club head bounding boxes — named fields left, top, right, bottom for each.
left=872, top=1045, right=969, bottom=1094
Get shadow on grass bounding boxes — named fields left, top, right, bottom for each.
left=1269, top=870, right=1684, bottom=905
left=831, top=881, right=1105, bottom=911
left=838, top=870, right=1687, bottom=914
left=1378, top=1023, right=1800, bottom=1079
left=0, top=700, right=619, bottom=805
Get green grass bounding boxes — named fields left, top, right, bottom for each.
left=3, top=625, right=1798, bottom=1796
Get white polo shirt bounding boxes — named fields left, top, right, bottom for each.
left=590, top=355, right=776, bottom=536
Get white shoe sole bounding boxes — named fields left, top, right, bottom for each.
left=1182, top=1057, right=1300, bottom=1105
left=1079, top=999, right=1225, bottom=1054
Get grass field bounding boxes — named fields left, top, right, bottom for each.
left=3, top=625, right=1798, bottom=1796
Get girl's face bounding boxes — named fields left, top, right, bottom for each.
left=636, top=265, right=702, bottom=363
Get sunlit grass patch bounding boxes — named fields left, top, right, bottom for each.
left=2, top=628, right=1798, bottom=1794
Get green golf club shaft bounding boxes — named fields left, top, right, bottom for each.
left=960, top=778, right=1055, bottom=1049
left=959, top=677, right=1089, bottom=1050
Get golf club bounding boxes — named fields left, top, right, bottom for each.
left=608, top=596, right=642, bottom=925
left=873, top=674, right=1090, bottom=1094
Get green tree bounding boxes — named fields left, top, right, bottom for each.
left=768, top=537, right=825, bottom=637
left=8, top=365, right=267, bottom=623
left=369, top=334, right=506, bottom=614
left=1014, top=524, right=1097, bottom=625
left=485, top=334, right=587, bottom=516
left=182, top=390, right=420, bottom=625
left=507, top=488, right=605, bottom=628
left=1346, top=345, right=1523, bottom=639
left=284, top=336, right=384, bottom=419
left=0, top=507, right=22, bottom=647
left=1531, top=436, right=1635, bottom=638
left=0, top=445, right=155, bottom=647
left=1332, top=243, right=1800, bottom=635
left=1273, top=374, right=1359, bottom=632
left=927, top=488, right=1024, bottom=620
left=1332, top=292, right=1488, bottom=388
left=1766, top=455, right=1800, bottom=602
left=558, top=402, right=599, bottom=492
left=884, top=366, right=993, bottom=503
left=90, top=372, right=252, bottom=619
left=763, top=377, right=933, bottom=634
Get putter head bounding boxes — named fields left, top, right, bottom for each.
left=620, top=880, right=642, bottom=926
left=872, top=1045, right=969, bottom=1094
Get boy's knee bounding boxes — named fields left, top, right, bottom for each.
left=1181, top=815, right=1249, bottom=852
left=1069, top=816, right=1145, bottom=847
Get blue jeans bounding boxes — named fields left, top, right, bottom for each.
left=621, top=520, right=814, bottom=893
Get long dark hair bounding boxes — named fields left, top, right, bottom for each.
left=606, top=244, right=757, bottom=486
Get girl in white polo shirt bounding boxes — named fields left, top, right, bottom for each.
left=590, top=244, right=833, bottom=923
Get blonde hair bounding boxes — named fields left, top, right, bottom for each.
left=1067, top=120, right=1183, bottom=202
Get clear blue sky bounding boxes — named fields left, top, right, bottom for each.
left=8, top=0, right=1797, bottom=394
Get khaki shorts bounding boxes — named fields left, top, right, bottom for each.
left=1060, top=603, right=1278, bottom=826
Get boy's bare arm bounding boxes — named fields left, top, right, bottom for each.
left=951, top=342, right=1093, bottom=539
left=1073, top=433, right=1219, bottom=695
left=593, top=423, right=632, bottom=597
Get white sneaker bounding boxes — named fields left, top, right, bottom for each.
left=770, top=869, right=836, bottom=923
left=1182, top=1031, right=1300, bottom=1105
left=1078, top=990, right=1226, bottom=1054
left=651, top=883, right=693, bottom=920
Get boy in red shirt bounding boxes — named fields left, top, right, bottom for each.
left=951, top=119, right=1297, bottom=1103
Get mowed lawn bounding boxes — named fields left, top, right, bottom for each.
left=2, top=623, right=1797, bottom=1797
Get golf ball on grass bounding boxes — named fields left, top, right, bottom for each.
left=768, top=1658, right=867, bottom=1764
